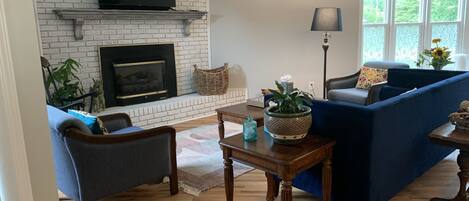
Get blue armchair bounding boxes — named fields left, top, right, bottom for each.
left=47, top=106, right=178, bottom=201
left=326, top=61, right=409, bottom=105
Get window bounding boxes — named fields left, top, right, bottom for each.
left=362, top=0, right=466, bottom=67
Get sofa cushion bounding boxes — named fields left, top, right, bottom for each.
left=356, top=67, right=388, bottom=89
left=328, top=88, right=369, bottom=105
left=111, top=126, right=144, bottom=135
left=379, top=86, right=410, bottom=100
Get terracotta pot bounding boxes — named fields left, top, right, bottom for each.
left=264, top=106, right=312, bottom=145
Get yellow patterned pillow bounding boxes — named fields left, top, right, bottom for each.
left=355, top=67, right=388, bottom=90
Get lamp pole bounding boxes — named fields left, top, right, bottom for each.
left=322, top=32, right=329, bottom=99
left=310, top=7, right=342, bottom=100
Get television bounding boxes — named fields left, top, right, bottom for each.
left=98, top=0, right=176, bottom=10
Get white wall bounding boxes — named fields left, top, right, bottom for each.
left=0, top=0, right=58, bottom=200
left=210, top=0, right=361, bottom=97
left=464, top=0, right=469, bottom=55
left=461, top=0, right=469, bottom=70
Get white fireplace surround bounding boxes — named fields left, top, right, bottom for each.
left=36, top=0, right=248, bottom=128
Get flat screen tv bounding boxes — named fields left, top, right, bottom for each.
left=98, top=0, right=176, bottom=10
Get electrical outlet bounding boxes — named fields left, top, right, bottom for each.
left=308, top=81, right=315, bottom=90
left=308, top=81, right=317, bottom=98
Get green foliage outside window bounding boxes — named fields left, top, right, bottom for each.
left=363, top=0, right=386, bottom=23
left=395, top=0, right=420, bottom=23
left=363, top=0, right=459, bottom=24
left=431, top=0, right=459, bottom=22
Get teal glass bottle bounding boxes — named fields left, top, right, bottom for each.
left=243, top=115, right=258, bottom=142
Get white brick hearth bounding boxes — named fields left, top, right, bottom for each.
left=99, top=88, right=247, bottom=129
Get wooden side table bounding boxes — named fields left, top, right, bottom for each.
left=215, top=103, right=264, bottom=140
left=219, top=127, right=335, bottom=201
left=429, top=123, right=469, bottom=201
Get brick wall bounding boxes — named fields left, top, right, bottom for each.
left=36, top=0, right=209, bottom=95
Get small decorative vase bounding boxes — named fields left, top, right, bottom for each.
left=264, top=106, right=312, bottom=145
left=432, top=64, right=445, bottom=71
left=243, top=115, right=258, bottom=142
left=281, top=81, right=294, bottom=94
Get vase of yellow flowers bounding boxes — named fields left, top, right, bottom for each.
left=416, top=38, right=454, bottom=70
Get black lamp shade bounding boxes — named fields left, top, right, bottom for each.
left=311, top=7, right=343, bottom=32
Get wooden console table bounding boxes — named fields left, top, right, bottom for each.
left=429, top=123, right=469, bottom=201
left=215, top=103, right=264, bottom=140
left=219, top=128, right=335, bottom=201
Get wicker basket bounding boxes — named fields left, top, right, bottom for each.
left=193, top=63, right=229, bottom=95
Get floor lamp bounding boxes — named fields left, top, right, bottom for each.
left=311, top=7, right=343, bottom=99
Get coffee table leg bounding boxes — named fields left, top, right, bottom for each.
left=274, top=176, right=280, bottom=197
left=218, top=113, right=225, bottom=140
left=281, top=180, right=293, bottom=201
left=431, top=150, right=469, bottom=201
left=266, top=172, right=278, bottom=201
left=322, top=157, right=332, bottom=201
left=223, top=149, right=234, bottom=201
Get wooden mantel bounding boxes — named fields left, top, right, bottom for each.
left=53, top=9, right=207, bottom=40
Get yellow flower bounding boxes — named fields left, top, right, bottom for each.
left=432, top=47, right=445, bottom=59
left=432, top=38, right=442, bottom=44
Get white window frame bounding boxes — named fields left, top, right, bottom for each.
left=361, top=0, right=467, bottom=64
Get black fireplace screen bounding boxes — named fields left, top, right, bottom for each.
left=100, top=44, right=177, bottom=107
left=113, top=60, right=167, bottom=100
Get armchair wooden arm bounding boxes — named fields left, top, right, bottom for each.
left=65, top=126, right=176, bottom=144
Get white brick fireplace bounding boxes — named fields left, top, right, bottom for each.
left=37, top=0, right=209, bottom=95
left=36, top=0, right=247, bottom=128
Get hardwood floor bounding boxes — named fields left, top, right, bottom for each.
left=100, top=116, right=461, bottom=201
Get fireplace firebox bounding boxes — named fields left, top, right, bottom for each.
left=99, top=44, right=177, bottom=107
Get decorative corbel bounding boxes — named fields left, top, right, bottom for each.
left=73, top=19, right=84, bottom=40
left=183, top=19, right=194, bottom=37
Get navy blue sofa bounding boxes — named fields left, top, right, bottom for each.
left=269, top=69, right=469, bottom=201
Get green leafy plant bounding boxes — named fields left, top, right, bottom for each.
left=267, top=81, right=313, bottom=114
left=46, top=58, right=84, bottom=106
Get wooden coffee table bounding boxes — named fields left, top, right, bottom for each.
left=215, top=103, right=264, bottom=140
left=429, top=123, right=469, bottom=201
left=219, top=127, right=335, bottom=201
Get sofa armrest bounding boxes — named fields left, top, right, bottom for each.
left=309, top=100, right=374, bottom=200
left=326, top=72, right=360, bottom=91
left=366, top=81, right=388, bottom=105
left=98, top=113, right=132, bottom=132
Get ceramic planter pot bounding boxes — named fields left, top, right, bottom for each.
left=264, top=106, right=312, bottom=145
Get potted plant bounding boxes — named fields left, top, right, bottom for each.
left=265, top=80, right=313, bottom=145
left=416, top=38, right=454, bottom=70
left=45, top=58, right=85, bottom=106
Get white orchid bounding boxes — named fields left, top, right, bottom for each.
left=280, top=74, right=293, bottom=83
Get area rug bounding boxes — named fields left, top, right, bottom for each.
left=176, top=122, right=253, bottom=196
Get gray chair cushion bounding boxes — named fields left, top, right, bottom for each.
left=111, top=126, right=144, bottom=135
left=364, top=61, right=410, bottom=69
left=328, top=88, right=369, bottom=105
